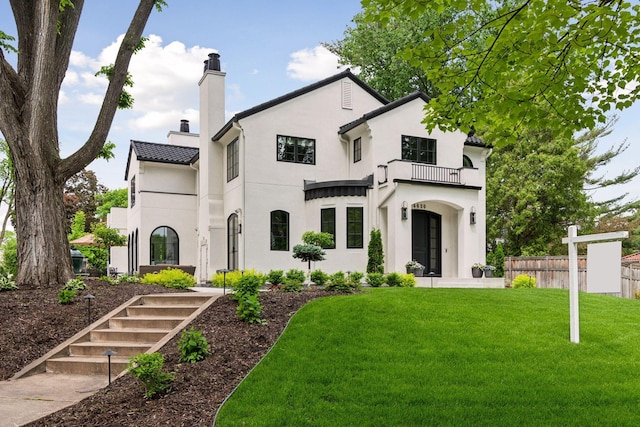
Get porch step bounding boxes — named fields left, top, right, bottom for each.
left=13, top=292, right=220, bottom=380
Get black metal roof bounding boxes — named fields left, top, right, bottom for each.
left=338, top=91, right=430, bottom=135
left=124, top=140, right=199, bottom=180
left=211, top=69, right=389, bottom=142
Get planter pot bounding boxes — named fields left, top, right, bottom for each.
left=406, top=268, right=424, bottom=277
left=484, top=269, right=494, bottom=278
left=471, top=267, right=483, bottom=278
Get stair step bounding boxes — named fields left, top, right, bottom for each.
left=90, top=328, right=172, bottom=343
left=126, top=305, right=200, bottom=317
left=69, top=341, right=152, bottom=357
left=108, top=316, right=185, bottom=329
left=138, top=294, right=213, bottom=306
left=46, top=356, right=130, bottom=376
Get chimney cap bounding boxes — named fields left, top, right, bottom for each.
left=180, top=119, right=190, bottom=133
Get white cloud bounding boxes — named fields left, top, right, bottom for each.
left=59, top=34, right=215, bottom=135
left=286, top=45, right=346, bottom=81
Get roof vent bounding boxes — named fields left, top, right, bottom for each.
left=180, top=119, right=189, bottom=133
left=203, top=52, right=221, bottom=73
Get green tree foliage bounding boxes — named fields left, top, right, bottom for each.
left=95, top=188, right=128, bottom=219
left=487, top=130, right=592, bottom=256
left=362, top=0, right=640, bottom=143
left=64, top=170, right=107, bottom=232
left=301, top=231, right=334, bottom=248
left=0, top=140, right=14, bottom=246
left=0, top=232, right=17, bottom=278
left=294, top=231, right=332, bottom=271
left=593, top=207, right=640, bottom=256
left=68, top=211, right=87, bottom=241
left=367, top=228, right=384, bottom=273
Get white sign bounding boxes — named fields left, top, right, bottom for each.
left=587, top=241, right=622, bottom=294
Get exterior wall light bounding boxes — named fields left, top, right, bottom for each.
left=470, top=206, right=476, bottom=225
left=401, top=201, right=408, bottom=221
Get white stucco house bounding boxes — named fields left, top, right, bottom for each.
left=109, top=53, right=491, bottom=283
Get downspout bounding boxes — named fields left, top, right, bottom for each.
left=232, top=121, right=246, bottom=270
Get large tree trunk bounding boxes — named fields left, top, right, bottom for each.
left=0, top=0, right=158, bottom=289
left=14, top=157, right=73, bottom=289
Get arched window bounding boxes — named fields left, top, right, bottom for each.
left=227, top=213, right=239, bottom=270
left=150, top=226, right=179, bottom=265
left=270, top=210, right=289, bottom=251
left=463, top=155, right=474, bottom=168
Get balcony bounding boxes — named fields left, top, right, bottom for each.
left=379, top=160, right=482, bottom=189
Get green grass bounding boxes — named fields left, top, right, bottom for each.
left=215, top=288, right=640, bottom=426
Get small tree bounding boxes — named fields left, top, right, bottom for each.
left=293, top=231, right=333, bottom=280
left=367, top=228, right=384, bottom=273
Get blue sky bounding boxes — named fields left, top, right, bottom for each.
left=0, top=0, right=638, bottom=205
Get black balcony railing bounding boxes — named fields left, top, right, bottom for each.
left=412, top=163, right=461, bottom=184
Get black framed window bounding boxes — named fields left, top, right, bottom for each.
left=277, top=135, right=315, bottom=165
left=270, top=210, right=289, bottom=251
left=354, top=137, right=361, bottom=163
left=402, top=135, right=436, bottom=164
left=227, top=138, right=239, bottom=182
left=463, top=154, right=474, bottom=168
left=346, top=207, right=364, bottom=249
left=150, top=226, right=179, bottom=265
left=130, top=176, right=136, bottom=207
left=321, top=208, right=336, bottom=249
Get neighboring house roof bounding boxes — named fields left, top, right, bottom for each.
left=212, top=69, right=389, bottom=142
left=622, top=252, right=640, bottom=262
left=124, top=140, right=199, bottom=179
left=338, top=91, right=430, bottom=135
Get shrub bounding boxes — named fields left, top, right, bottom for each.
left=128, top=352, right=175, bottom=399
left=401, top=273, right=417, bottom=287
left=58, top=289, right=76, bottom=304
left=286, top=269, right=306, bottom=283
left=141, top=268, right=196, bottom=289
left=64, top=278, right=86, bottom=291
left=236, top=294, right=267, bottom=324
left=350, top=271, right=364, bottom=285
left=99, top=275, right=118, bottom=285
left=325, top=271, right=353, bottom=293
left=232, top=273, right=263, bottom=300
left=385, top=272, right=403, bottom=287
left=282, top=277, right=303, bottom=293
left=266, top=269, right=284, bottom=286
left=512, top=274, right=537, bottom=289
left=310, top=269, right=328, bottom=286
left=0, top=275, right=17, bottom=292
left=117, top=273, right=140, bottom=284
left=177, top=327, right=210, bottom=364
left=367, top=228, right=384, bottom=274
left=210, top=270, right=243, bottom=288
left=366, top=272, right=384, bottom=287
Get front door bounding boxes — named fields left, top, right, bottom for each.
left=412, top=210, right=442, bottom=276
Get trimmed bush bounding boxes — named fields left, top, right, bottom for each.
left=282, top=277, right=303, bottom=293
left=141, top=268, right=196, bottom=289
left=401, top=273, right=417, bottom=287
left=177, top=327, right=210, bottom=364
left=325, top=271, right=356, bottom=293
left=512, top=274, right=537, bottom=289
left=310, top=269, right=328, bottom=286
left=365, top=272, right=384, bottom=287
left=286, top=269, right=306, bottom=283
left=128, top=352, right=175, bottom=399
left=385, top=272, right=403, bottom=287
left=266, top=269, right=284, bottom=286
left=349, top=271, right=364, bottom=285
left=367, top=228, right=384, bottom=274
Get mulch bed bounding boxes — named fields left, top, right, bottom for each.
left=0, top=280, right=338, bottom=426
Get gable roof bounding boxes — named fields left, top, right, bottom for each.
left=124, top=140, right=199, bottom=179
left=338, top=91, right=430, bottom=135
left=212, top=69, right=389, bottom=142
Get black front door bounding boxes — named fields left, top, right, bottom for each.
left=412, top=210, right=442, bottom=276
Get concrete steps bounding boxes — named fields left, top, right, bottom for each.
left=14, top=292, right=219, bottom=379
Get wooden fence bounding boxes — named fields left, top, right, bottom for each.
left=505, top=256, right=640, bottom=299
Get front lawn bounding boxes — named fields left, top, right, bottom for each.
left=216, top=288, right=640, bottom=426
